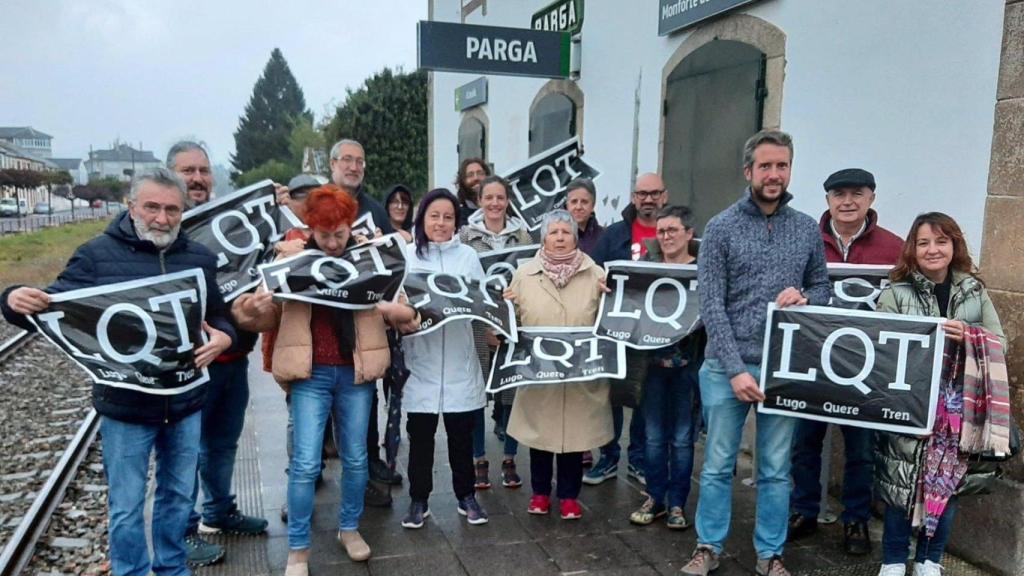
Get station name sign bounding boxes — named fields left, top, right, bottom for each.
left=532, top=0, right=583, bottom=35
left=658, top=0, right=765, bottom=36
left=418, top=21, right=571, bottom=79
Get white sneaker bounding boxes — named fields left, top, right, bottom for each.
left=878, top=564, right=906, bottom=576
left=913, top=561, right=944, bottom=576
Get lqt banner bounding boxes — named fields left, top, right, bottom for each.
left=28, top=269, right=210, bottom=393
left=502, top=137, right=600, bottom=231
left=258, top=234, right=408, bottom=310
left=478, top=244, right=539, bottom=287
left=403, top=272, right=518, bottom=340
left=594, top=261, right=700, bottom=349
left=827, top=264, right=893, bottom=310
left=758, top=304, right=945, bottom=435
left=182, top=180, right=302, bottom=301
left=487, top=327, right=625, bottom=393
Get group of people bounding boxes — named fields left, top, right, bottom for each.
left=0, top=128, right=1009, bottom=576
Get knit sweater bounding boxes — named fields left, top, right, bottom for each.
left=698, top=190, right=831, bottom=378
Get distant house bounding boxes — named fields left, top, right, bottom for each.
left=0, top=140, right=63, bottom=207
left=52, top=158, right=88, bottom=185
left=85, top=141, right=161, bottom=181
left=0, top=126, right=53, bottom=159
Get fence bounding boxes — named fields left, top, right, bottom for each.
left=0, top=205, right=123, bottom=236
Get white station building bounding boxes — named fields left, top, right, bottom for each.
left=426, top=0, right=1004, bottom=249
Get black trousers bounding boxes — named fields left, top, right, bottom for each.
left=406, top=410, right=476, bottom=502
left=530, top=449, right=584, bottom=499
left=366, top=386, right=381, bottom=461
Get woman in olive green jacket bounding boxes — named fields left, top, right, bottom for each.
left=875, top=212, right=1004, bottom=576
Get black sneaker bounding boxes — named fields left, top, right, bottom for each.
left=364, top=478, right=393, bottom=508
left=842, top=521, right=871, bottom=555
left=199, top=509, right=268, bottom=536
left=184, top=531, right=225, bottom=567
left=369, top=458, right=403, bottom=486
left=401, top=500, right=430, bottom=529
left=786, top=512, right=818, bottom=541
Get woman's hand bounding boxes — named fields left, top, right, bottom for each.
left=194, top=322, right=232, bottom=369
left=378, top=301, right=418, bottom=326
left=485, top=329, right=502, bottom=348
left=502, top=287, right=516, bottom=302
left=274, top=239, right=305, bottom=258
left=597, top=276, right=612, bottom=293
left=273, top=183, right=290, bottom=206
left=943, top=320, right=967, bottom=343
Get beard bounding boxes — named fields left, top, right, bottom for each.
left=751, top=180, right=787, bottom=204
left=133, top=217, right=180, bottom=249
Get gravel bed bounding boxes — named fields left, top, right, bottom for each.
left=25, top=442, right=108, bottom=575
left=0, top=337, right=93, bottom=549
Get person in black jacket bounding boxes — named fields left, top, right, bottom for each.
left=2, top=167, right=235, bottom=576
left=329, top=139, right=394, bottom=236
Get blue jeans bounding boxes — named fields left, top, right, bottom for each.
left=288, top=365, right=373, bottom=549
left=882, top=501, right=957, bottom=564
left=188, top=358, right=249, bottom=531
left=642, top=365, right=698, bottom=509
left=695, top=359, right=796, bottom=559
left=790, top=420, right=874, bottom=523
left=101, top=412, right=200, bottom=576
left=601, top=405, right=645, bottom=467
left=498, top=403, right=519, bottom=457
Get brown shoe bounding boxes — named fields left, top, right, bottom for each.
left=338, top=530, right=371, bottom=562
left=474, top=459, right=491, bottom=489
left=755, top=555, right=791, bottom=576
left=680, top=545, right=719, bottom=575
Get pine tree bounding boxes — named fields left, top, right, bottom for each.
left=323, top=68, right=428, bottom=199
left=231, top=48, right=311, bottom=175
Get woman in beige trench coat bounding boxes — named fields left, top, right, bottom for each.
left=506, top=209, right=613, bottom=520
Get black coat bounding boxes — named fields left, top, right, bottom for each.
left=1, top=211, right=236, bottom=425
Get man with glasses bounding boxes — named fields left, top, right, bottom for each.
left=167, top=141, right=271, bottom=568
left=586, top=173, right=669, bottom=486
left=787, top=168, right=903, bottom=555
left=329, top=139, right=393, bottom=237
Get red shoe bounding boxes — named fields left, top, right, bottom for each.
left=527, top=494, right=551, bottom=515
left=560, top=499, right=583, bottom=520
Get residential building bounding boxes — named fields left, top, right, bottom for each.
left=52, top=158, right=88, bottom=185
left=0, top=126, right=53, bottom=158
left=85, top=141, right=161, bottom=181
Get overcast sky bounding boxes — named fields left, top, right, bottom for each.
left=0, top=0, right=426, bottom=166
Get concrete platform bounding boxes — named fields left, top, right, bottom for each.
left=193, top=356, right=997, bottom=576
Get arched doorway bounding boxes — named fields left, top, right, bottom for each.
left=663, top=40, right=765, bottom=233
left=529, top=93, right=575, bottom=156
left=458, top=113, right=487, bottom=163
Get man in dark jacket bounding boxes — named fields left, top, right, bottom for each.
left=2, top=168, right=235, bottom=576
left=565, top=177, right=604, bottom=256
left=788, top=168, right=904, bottom=554
left=329, top=138, right=394, bottom=236
left=166, top=141, right=270, bottom=567
left=584, top=173, right=667, bottom=486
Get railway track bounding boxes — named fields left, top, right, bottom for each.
left=0, top=330, right=103, bottom=576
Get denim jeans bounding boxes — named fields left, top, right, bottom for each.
left=101, top=412, right=200, bottom=576
left=288, top=365, right=373, bottom=549
left=188, top=358, right=249, bottom=531
left=694, top=359, right=796, bottom=559
left=600, top=405, right=645, bottom=467
left=642, top=365, right=698, bottom=509
left=498, top=403, right=519, bottom=457
left=882, top=500, right=957, bottom=564
left=790, top=420, right=874, bottom=523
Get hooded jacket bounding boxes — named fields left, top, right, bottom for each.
left=1, top=211, right=236, bottom=425
left=819, top=209, right=904, bottom=264
left=401, top=236, right=488, bottom=414
left=459, top=209, right=533, bottom=252
left=383, top=184, right=414, bottom=232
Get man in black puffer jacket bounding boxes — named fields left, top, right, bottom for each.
left=2, top=168, right=235, bottom=576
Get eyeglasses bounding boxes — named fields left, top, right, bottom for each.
left=390, top=200, right=410, bottom=208
left=336, top=155, right=366, bottom=168
left=289, top=189, right=310, bottom=200
left=656, top=226, right=686, bottom=237
left=634, top=189, right=665, bottom=200
left=138, top=202, right=182, bottom=217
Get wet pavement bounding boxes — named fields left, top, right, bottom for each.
left=193, top=354, right=995, bottom=576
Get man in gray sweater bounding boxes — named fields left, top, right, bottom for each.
left=681, top=130, right=830, bottom=576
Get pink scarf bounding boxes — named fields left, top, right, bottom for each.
left=539, top=248, right=584, bottom=289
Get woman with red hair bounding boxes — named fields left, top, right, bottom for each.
left=241, top=186, right=416, bottom=575
left=874, top=212, right=1005, bottom=576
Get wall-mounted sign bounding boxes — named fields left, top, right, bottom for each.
left=532, top=0, right=583, bottom=35
left=455, top=76, right=489, bottom=111
left=658, top=0, right=764, bottom=36
left=418, top=21, right=571, bottom=79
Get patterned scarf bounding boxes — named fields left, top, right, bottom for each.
left=960, top=326, right=1011, bottom=456
left=539, top=248, right=585, bottom=289
left=915, top=342, right=968, bottom=537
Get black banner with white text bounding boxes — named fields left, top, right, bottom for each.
left=403, top=271, right=518, bottom=340
left=486, top=327, right=625, bottom=393
left=181, top=180, right=302, bottom=301
left=258, top=234, right=408, bottom=310
left=758, top=305, right=944, bottom=435
left=594, top=260, right=700, bottom=349
left=477, top=244, right=540, bottom=287
left=828, top=264, right=893, bottom=311
left=502, top=137, right=600, bottom=231
left=28, top=269, right=210, bottom=393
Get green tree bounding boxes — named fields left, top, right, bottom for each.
left=233, top=159, right=296, bottom=189
left=288, top=116, right=326, bottom=169
left=231, top=48, right=311, bottom=177
left=323, top=68, right=427, bottom=198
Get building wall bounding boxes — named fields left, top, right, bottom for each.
left=429, top=0, right=1003, bottom=250
left=86, top=159, right=162, bottom=181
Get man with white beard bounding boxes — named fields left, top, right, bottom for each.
left=2, top=168, right=236, bottom=576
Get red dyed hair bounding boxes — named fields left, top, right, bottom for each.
left=304, top=185, right=358, bottom=231
left=890, top=212, right=978, bottom=283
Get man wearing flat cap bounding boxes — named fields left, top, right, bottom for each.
left=787, top=167, right=903, bottom=555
